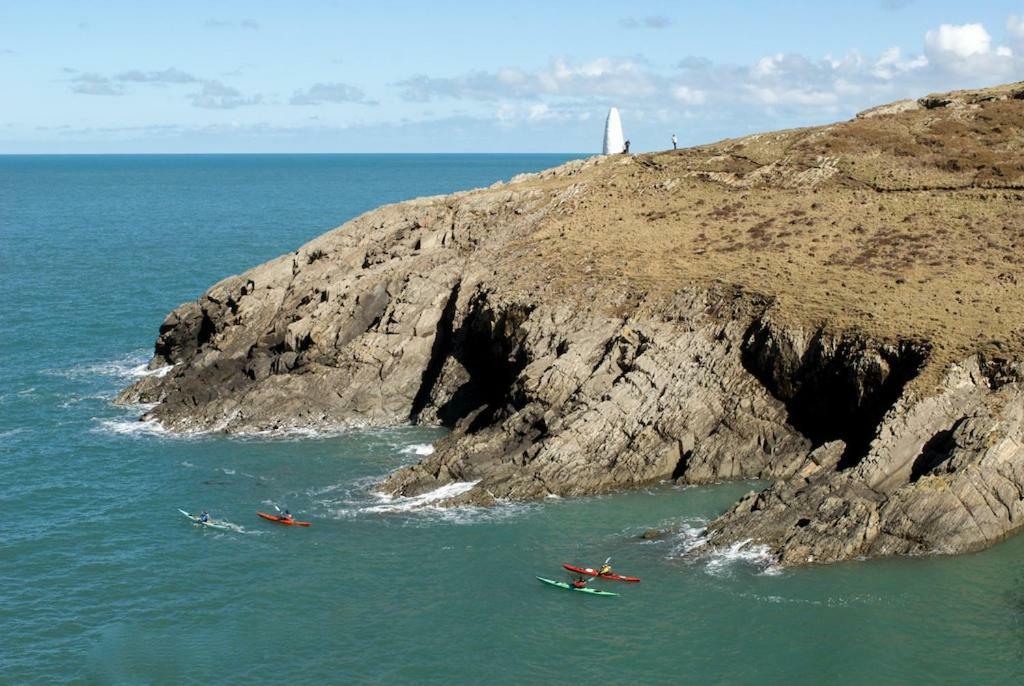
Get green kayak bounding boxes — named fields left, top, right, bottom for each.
left=179, top=508, right=231, bottom=531
left=536, top=576, right=619, bottom=597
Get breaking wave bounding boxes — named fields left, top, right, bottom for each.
left=45, top=350, right=171, bottom=381
left=661, top=518, right=781, bottom=577
left=94, top=416, right=169, bottom=438
left=400, top=443, right=435, bottom=456
left=361, top=480, right=481, bottom=513
left=309, top=475, right=533, bottom=525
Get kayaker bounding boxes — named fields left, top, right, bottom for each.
left=200, top=511, right=210, bottom=523
left=571, top=576, right=588, bottom=589
left=282, top=510, right=293, bottom=521
left=598, top=563, right=612, bottom=576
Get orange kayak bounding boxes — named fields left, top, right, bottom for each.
left=257, top=512, right=311, bottom=527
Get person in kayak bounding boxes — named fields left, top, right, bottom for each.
left=571, top=576, right=588, bottom=589
left=598, top=563, right=612, bottom=576
left=200, top=511, right=210, bottom=523
left=282, top=510, right=293, bottom=521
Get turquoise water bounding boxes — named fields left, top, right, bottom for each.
left=3, top=154, right=1023, bottom=684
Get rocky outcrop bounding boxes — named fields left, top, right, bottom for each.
left=120, top=81, right=1024, bottom=565
left=383, top=288, right=816, bottom=503
left=707, top=357, right=1024, bottom=564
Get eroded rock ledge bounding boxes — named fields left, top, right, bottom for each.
left=121, top=81, right=1024, bottom=565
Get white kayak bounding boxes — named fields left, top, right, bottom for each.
left=179, top=508, right=231, bottom=531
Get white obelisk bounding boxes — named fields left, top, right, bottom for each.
left=602, top=107, right=624, bottom=155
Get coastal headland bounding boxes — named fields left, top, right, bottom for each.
left=120, top=81, right=1024, bottom=565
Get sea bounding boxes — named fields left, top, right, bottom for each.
left=2, top=154, right=1023, bottom=684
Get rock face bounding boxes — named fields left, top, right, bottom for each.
left=707, top=350, right=1024, bottom=564
left=120, top=81, right=1024, bottom=565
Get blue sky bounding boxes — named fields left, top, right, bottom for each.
left=1, top=1, right=1022, bottom=153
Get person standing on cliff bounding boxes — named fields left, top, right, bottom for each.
left=671, top=134, right=677, bottom=150
left=623, top=140, right=630, bottom=155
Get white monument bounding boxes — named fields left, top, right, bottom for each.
left=602, top=107, right=624, bottom=155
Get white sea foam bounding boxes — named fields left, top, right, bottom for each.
left=703, top=539, right=781, bottom=577
left=666, top=521, right=780, bottom=577
left=362, top=480, right=481, bottom=514
left=400, top=443, right=435, bottom=456
left=94, top=416, right=169, bottom=438
left=59, top=393, right=113, bottom=408
left=429, top=500, right=534, bottom=525
left=242, top=424, right=362, bottom=441
left=142, top=363, right=175, bottom=378
left=48, top=351, right=152, bottom=380
left=667, top=521, right=711, bottom=555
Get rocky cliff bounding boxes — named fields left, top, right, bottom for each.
left=120, top=81, right=1024, bottom=565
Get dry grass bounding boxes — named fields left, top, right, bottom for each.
left=494, top=81, right=1024, bottom=392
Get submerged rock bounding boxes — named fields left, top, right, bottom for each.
left=120, top=81, right=1024, bottom=565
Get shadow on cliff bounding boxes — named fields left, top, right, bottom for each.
left=411, top=287, right=534, bottom=434
left=741, top=317, right=930, bottom=469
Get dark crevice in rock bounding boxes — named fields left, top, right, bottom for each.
left=196, top=310, right=216, bottom=348
left=671, top=447, right=692, bottom=481
left=741, top=318, right=929, bottom=471
left=909, top=419, right=965, bottom=482
left=433, top=293, right=534, bottom=430
left=410, top=281, right=461, bottom=423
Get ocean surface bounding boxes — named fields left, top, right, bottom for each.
left=2, top=154, right=1023, bottom=684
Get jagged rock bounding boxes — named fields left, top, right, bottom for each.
left=119, top=81, right=1024, bottom=566
left=706, top=359, right=1024, bottom=564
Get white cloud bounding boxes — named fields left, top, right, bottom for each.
left=290, top=82, right=376, bottom=106
left=116, top=68, right=199, bottom=84
left=395, top=14, right=1024, bottom=125
left=69, top=73, right=124, bottom=96
left=872, top=47, right=928, bottom=79
left=920, top=22, right=1018, bottom=80
left=924, top=23, right=991, bottom=58
left=672, top=85, right=706, bottom=104
left=188, top=80, right=262, bottom=109
left=396, top=57, right=658, bottom=102
left=747, top=85, right=838, bottom=107
left=528, top=103, right=550, bottom=120
left=64, top=66, right=263, bottom=108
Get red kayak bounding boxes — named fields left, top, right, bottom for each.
left=563, top=563, right=640, bottom=583
left=257, top=512, right=311, bottom=527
